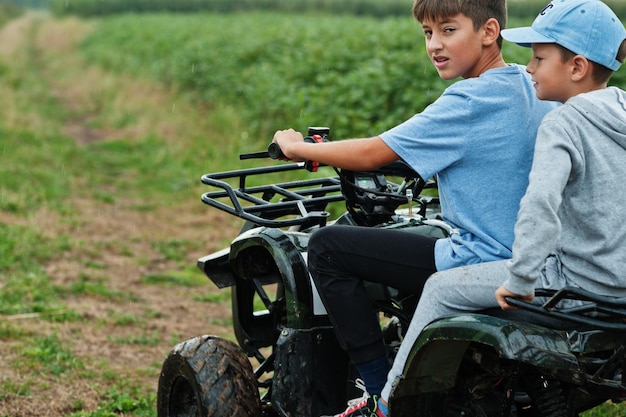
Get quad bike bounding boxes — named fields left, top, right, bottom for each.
left=157, top=127, right=626, bottom=417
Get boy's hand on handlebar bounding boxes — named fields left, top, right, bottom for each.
left=495, top=285, right=534, bottom=310
left=272, top=129, right=305, bottom=161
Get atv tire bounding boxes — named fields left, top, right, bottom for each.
left=157, top=335, right=261, bottom=417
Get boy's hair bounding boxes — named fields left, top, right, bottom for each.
left=412, top=0, right=507, bottom=47
left=556, top=39, right=626, bottom=84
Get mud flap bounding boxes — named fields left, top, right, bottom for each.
left=272, top=326, right=351, bottom=417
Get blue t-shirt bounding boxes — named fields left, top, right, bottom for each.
left=380, top=64, right=557, bottom=271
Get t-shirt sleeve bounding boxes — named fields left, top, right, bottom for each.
left=379, top=89, right=473, bottom=180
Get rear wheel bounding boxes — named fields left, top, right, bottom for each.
left=157, top=335, right=262, bottom=417
left=400, top=345, right=516, bottom=417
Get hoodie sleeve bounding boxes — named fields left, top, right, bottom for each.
left=503, top=115, right=579, bottom=296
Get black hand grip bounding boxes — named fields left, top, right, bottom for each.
left=268, top=142, right=285, bottom=159
left=239, top=151, right=269, bottom=160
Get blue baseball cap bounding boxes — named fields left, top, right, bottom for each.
left=501, top=0, right=626, bottom=71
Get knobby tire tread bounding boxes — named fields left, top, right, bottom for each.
left=158, top=335, right=261, bottom=417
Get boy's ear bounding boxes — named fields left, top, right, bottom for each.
left=570, top=55, right=591, bottom=81
left=482, top=17, right=501, bottom=46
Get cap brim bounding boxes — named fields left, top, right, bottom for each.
left=501, top=27, right=554, bottom=48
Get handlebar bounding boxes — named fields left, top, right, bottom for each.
left=239, top=127, right=330, bottom=172
left=238, top=143, right=287, bottom=160
left=203, top=126, right=437, bottom=228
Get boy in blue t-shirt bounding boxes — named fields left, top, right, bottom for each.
left=272, top=1, right=556, bottom=416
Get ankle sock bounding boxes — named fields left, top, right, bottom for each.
left=355, top=354, right=390, bottom=397
left=377, top=398, right=388, bottom=416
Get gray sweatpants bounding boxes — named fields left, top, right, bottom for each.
left=380, top=256, right=577, bottom=401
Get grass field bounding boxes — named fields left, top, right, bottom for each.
left=0, top=11, right=245, bottom=416
left=0, top=8, right=625, bottom=417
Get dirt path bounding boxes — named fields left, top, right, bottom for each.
left=0, top=13, right=241, bottom=417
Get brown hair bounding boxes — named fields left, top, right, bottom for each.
left=412, top=0, right=507, bottom=47
left=556, top=39, right=626, bottom=84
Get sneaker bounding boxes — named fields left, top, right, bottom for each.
left=322, top=379, right=386, bottom=417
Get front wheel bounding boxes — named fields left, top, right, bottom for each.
left=157, top=335, right=262, bottom=417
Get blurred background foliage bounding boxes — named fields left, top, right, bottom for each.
left=1, top=0, right=625, bottom=142
left=0, top=0, right=623, bottom=19
left=0, top=1, right=22, bottom=25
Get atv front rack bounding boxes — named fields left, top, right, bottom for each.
left=201, top=162, right=345, bottom=228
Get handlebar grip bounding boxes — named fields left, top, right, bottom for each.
left=268, top=143, right=285, bottom=159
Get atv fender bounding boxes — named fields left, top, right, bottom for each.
left=228, top=227, right=316, bottom=329
left=392, top=313, right=579, bottom=399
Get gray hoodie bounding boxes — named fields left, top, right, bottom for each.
left=505, top=87, right=626, bottom=298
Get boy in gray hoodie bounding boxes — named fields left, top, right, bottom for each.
left=380, top=0, right=626, bottom=408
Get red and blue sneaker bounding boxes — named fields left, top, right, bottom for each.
left=322, top=379, right=386, bottom=417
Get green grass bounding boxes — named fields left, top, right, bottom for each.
left=0, top=128, right=77, bottom=214
left=0, top=13, right=191, bottom=416
left=0, top=223, right=72, bottom=315
left=0, top=2, right=22, bottom=26
left=20, top=334, right=84, bottom=376
left=69, top=385, right=156, bottom=417
left=141, top=269, right=206, bottom=287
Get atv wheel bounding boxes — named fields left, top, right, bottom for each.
left=395, top=345, right=515, bottom=416
left=157, top=335, right=262, bottom=417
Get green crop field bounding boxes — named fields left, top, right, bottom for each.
left=78, top=11, right=626, bottom=141
left=44, top=0, right=626, bottom=20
